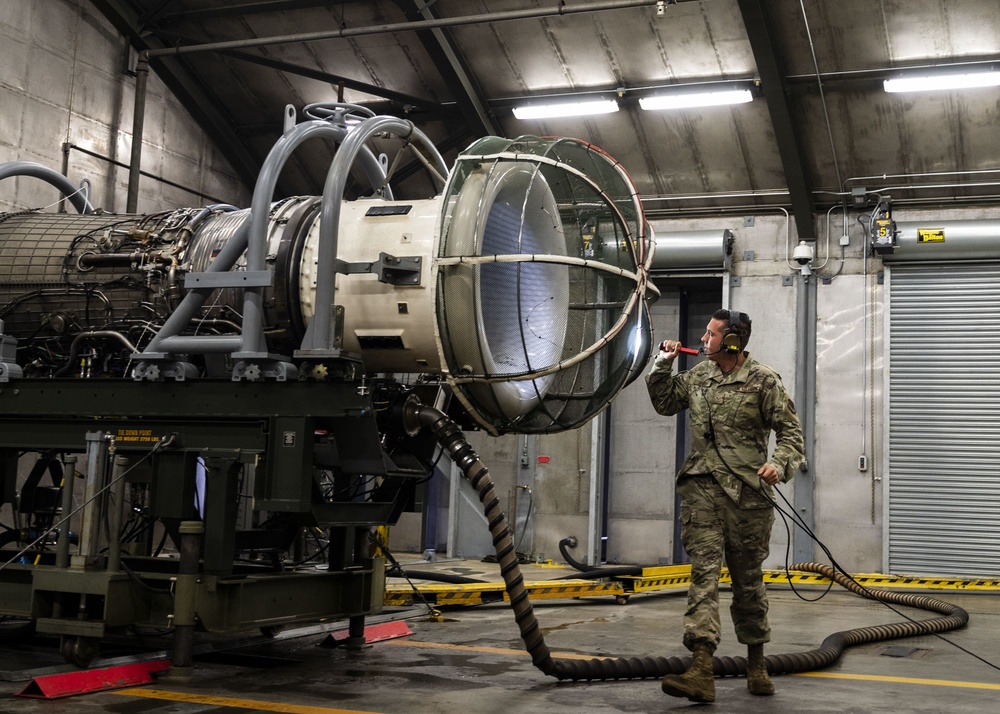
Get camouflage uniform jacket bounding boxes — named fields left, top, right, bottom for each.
left=646, top=352, right=804, bottom=506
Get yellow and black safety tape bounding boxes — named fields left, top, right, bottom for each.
left=385, top=565, right=1000, bottom=607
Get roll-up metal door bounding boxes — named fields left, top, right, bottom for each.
left=886, top=261, right=1000, bottom=578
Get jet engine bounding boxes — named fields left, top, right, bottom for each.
left=0, top=104, right=655, bottom=667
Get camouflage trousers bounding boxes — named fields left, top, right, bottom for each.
left=676, top=474, right=775, bottom=652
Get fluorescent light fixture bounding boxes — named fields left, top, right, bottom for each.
left=512, top=99, right=619, bottom=120
left=883, top=70, right=1000, bottom=93
left=639, top=88, right=754, bottom=111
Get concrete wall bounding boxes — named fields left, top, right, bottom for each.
left=0, top=0, right=250, bottom=213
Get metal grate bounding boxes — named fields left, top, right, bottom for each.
left=436, top=136, right=653, bottom=434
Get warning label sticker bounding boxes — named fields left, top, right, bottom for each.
left=116, top=428, right=157, bottom=443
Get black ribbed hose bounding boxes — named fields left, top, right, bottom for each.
left=558, top=536, right=588, bottom=571
left=407, top=402, right=969, bottom=681
left=556, top=536, right=641, bottom=579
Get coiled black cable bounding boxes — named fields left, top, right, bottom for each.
left=405, top=400, right=969, bottom=682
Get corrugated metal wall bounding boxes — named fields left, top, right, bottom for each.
left=886, top=261, right=1000, bottom=578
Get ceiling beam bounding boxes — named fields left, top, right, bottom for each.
left=736, top=0, right=816, bottom=241
left=217, top=49, right=452, bottom=115
left=136, top=0, right=182, bottom=27
left=90, top=0, right=261, bottom=191
left=392, top=0, right=501, bottom=138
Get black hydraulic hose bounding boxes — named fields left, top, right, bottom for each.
left=558, top=536, right=588, bottom=571
left=763, top=562, right=969, bottom=676
left=386, top=566, right=485, bottom=585
left=405, top=399, right=970, bottom=682
left=555, top=567, right=641, bottom=580
left=556, top=535, right=641, bottom=579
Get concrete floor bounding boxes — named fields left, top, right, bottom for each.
left=0, top=557, right=998, bottom=713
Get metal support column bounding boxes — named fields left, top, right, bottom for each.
left=343, top=614, right=367, bottom=651
left=126, top=53, right=149, bottom=213
left=794, top=270, right=817, bottom=563
left=106, top=455, right=129, bottom=572
left=587, top=411, right=607, bottom=567
left=167, top=520, right=203, bottom=680
left=202, top=454, right=240, bottom=576
left=78, top=432, right=111, bottom=569
left=55, top=455, right=77, bottom=569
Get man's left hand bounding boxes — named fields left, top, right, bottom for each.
left=757, top=463, right=780, bottom=486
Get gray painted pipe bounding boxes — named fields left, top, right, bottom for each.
left=0, top=161, right=95, bottom=214
left=241, top=121, right=354, bottom=356
left=143, top=220, right=251, bottom=355
left=300, top=116, right=447, bottom=352
left=147, top=1, right=666, bottom=57
left=126, top=55, right=149, bottom=213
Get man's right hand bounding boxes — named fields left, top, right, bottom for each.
left=658, top=340, right=681, bottom=360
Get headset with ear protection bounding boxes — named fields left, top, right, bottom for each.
left=722, top=310, right=745, bottom=355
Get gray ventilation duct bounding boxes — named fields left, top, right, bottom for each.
left=880, top=219, right=1000, bottom=262
left=648, top=227, right=734, bottom=273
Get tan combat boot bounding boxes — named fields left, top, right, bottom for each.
left=746, top=643, right=774, bottom=695
left=661, top=642, right=716, bottom=703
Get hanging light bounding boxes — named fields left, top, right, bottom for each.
left=639, top=86, right=754, bottom=111
left=512, top=99, right=619, bottom=120
left=883, top=69, right=1000, bottom=93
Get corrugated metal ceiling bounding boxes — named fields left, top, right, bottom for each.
left=92, top=0, right=1000, bottom=237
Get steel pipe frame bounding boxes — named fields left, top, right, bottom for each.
left=142, top=1, right=666, bottom=59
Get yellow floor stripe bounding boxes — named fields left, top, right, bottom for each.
left=110, top=688, right=383, bottom=713
left=794, top=671, right=1000, bottom=690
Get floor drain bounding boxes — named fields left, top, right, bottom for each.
left=880, top=645, right=924, bottom=658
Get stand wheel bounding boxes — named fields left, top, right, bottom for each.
left=62, top=636, right=99, bottom=667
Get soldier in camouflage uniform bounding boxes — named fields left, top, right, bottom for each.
left=646, top=308, right=804, bottom=703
